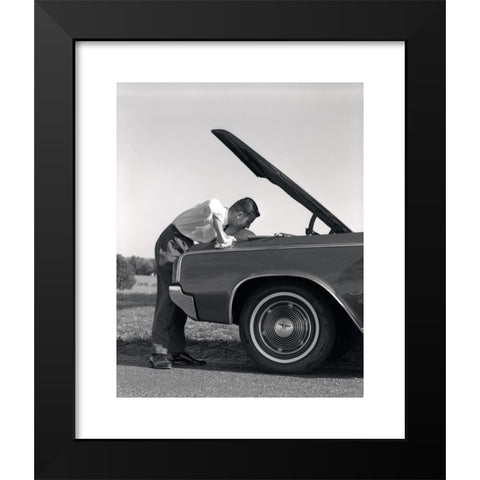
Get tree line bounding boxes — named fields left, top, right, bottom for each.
left=117, top=254, right=156, bottom=290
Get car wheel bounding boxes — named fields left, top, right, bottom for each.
left=239, top=281, right=336, bottom=374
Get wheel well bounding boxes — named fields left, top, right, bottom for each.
left=231, top=276, right=359, bottom=341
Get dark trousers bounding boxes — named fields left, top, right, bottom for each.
left=151, top=224, right=193, bottom=352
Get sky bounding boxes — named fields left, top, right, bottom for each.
left=117, top=83, right=363, bottom=258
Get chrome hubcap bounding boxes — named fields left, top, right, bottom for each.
left=250, top=292, right=320, bottom=364
left=274, top=318, right=294, bottom=337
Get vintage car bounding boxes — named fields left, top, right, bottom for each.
left=169, top=129, right=363, bottom=374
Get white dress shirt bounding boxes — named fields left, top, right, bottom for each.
left=173, top=198, right=228, bottom=243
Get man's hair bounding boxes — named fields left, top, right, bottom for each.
left=230, top=197, right=260, bottom=219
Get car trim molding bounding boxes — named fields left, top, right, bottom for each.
left=169, top=285, right=198, bottom=320
left=229, top=273, right=363, bottom=333
left=190, top=242, right=363, bottom=254
left=175, top=242, right=363, bottom=282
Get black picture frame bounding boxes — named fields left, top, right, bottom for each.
left=35, top=1, right=445, bottom=479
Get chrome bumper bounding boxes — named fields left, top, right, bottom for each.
left=168, top=285, right=198, bottom=320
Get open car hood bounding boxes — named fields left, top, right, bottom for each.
left=211, top=129, right=351, bottom=234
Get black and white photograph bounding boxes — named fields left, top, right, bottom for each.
left=116, top=82, right=364, bottom=397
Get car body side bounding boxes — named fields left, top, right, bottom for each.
left=170, top=232, right=363, bottom=331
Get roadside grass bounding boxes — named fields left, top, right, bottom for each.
left=117, top=275, right=247, bottom=363
left=117, top=293, right=157, bottom=310
left=117, top=275, right=157, bottom=309
left=117, top=304, right=247, bottom=362
left=117, top=275, right=362, bottom=369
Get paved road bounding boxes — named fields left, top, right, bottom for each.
left=117, top=355, right=363, bottom=397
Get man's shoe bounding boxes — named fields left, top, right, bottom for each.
left=168, top=352, right=207, bottom=366
left=149, top=353, right=172, bottom=369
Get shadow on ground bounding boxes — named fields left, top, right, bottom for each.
left=117, top=337, right=363, bottom=379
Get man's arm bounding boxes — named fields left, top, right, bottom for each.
left=212, top=216, right=235, bottom=247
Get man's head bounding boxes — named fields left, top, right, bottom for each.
left=227, top=197, right=260, bottom=232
